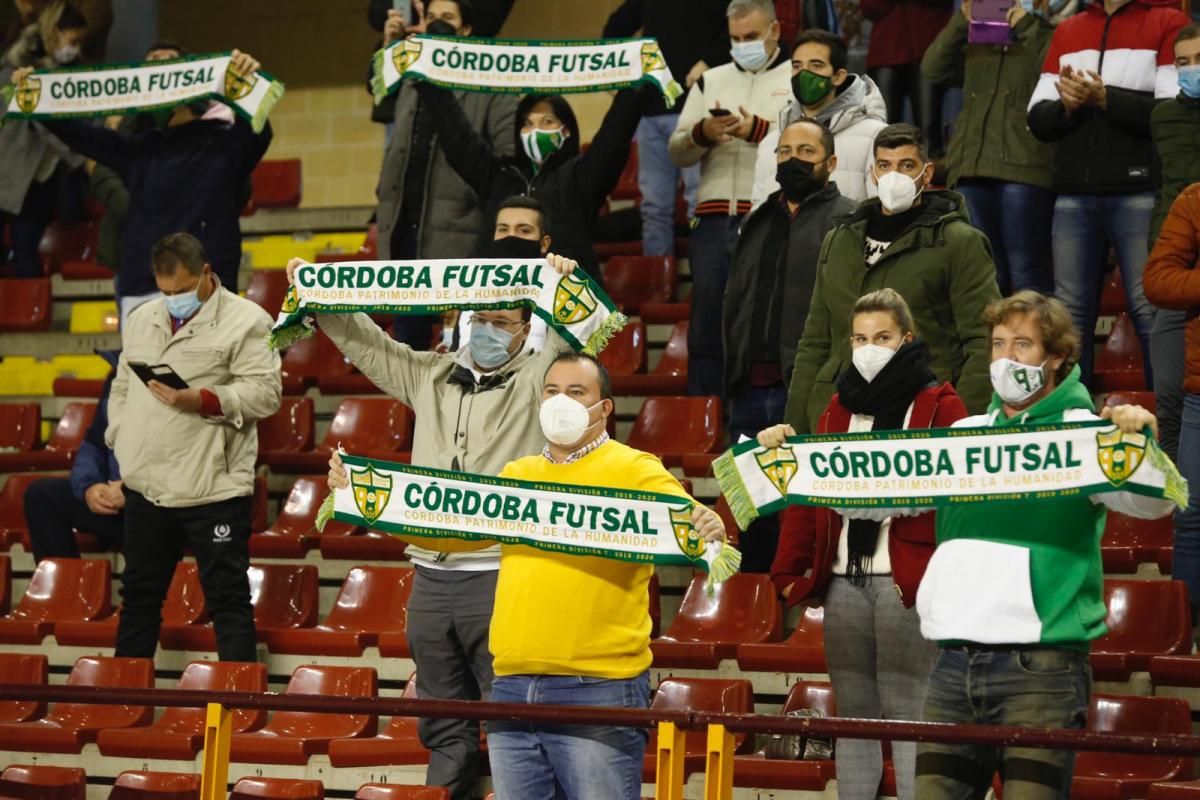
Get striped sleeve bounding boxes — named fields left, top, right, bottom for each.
left=1028, top=30, right=1066, bottom=110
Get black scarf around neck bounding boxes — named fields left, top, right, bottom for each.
left=835, top=340, right=937, bottom=585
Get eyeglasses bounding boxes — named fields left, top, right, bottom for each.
left=469, top=316, right=524, bottom=330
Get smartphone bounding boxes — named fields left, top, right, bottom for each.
left=709, top=108, right=733, bottom=117
left=393, top=0, right=412, bottom=23
left=129, top=362, right=190, bottom=391
left=968, top=0, right=1014, bottom=43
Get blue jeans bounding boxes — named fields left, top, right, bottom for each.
left=688, top=214, right=743, bottom=396
left=488, top=672, right=650, bottom=800
left=956, top=179, right=1054, bottom=296
left=917, top=647, right=1091, bottom=799
left=1052, top=192, right=1156, bottom=386
left=1174, top=394, right=1200, bottom=624
left=728, top=383, right=788, bottom=573
left=636, top=114, right=699, bottom=257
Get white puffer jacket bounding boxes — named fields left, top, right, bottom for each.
left=750, top=73, right=888, bottom=209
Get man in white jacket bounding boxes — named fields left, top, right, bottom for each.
left=751, top=29, right=889, bottom=209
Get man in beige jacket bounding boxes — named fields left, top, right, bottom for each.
left=285, top=195, right=578, bottom=800
left=110, top=232, right=281, bottom=663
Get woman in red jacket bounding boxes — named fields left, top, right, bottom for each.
left=758, top=288, right=966, bottom=800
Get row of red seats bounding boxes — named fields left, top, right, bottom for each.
left=0, top=653, right=1192, bottom=799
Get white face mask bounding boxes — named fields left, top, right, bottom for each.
left=990, top=358, right=1047, bottom=405
left=851, top=343, right=898, bottom=383
left=54, top=43, right=81, bottom=64
left=539, top=393, right=603, bottom=447
left=874, top=167, right=926, bottom=214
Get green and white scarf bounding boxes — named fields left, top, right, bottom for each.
left=373, top=35, right=682, bottom=107
left=713, top=422, right=1188, bottom=530
left=317, top=454, right=742, bottom=589
left=2, top=52, right=284, bottom=133
left=268, top=259, right=627, bottom=354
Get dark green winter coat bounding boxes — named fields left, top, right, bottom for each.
left=1150, top=95, right=1200, bottom=243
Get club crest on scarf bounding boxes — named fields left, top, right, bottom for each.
left=224, top=65, right=256, bottom=101
left=393, top=40, right=423, bottom=76
left=280, top=285, right=301, bottom=315
left=15, top=75, right=41, bottom=114
left=553, top=273, right=599, bottom=326
left=1096, top=429, right=1147, bottom=487
left=670, top=504, right=703, bottom=559
left=351, top=464, right=393, bottom=525
left=755, top=447, right=798, bottom=497
left=641, top=42, right=666, bottom=75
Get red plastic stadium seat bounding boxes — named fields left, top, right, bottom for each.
left=0, top=403, right=40, bottom=452
left=52, top=377, right=106, bottom=398
left=1094, top=313, right=1146, bottom=392
left=641, top=293, right=692, bottom=325
left=1090, top=580, right=1192, bottom=681
left=1150, top=780, right=1200, bottom=798
left=626, top=396, right=722, bottom=468
left=38, top=221, right=96, bottom=273
left=249, top=476, right=344, bottom=558
left=642, top=678, right=756, bottom=780
left=0, top=655, right=154, bottom=753
left=246, top=269, right=293, bottom=316
left=0, top=474, right=56, bottom=549
left=733, top=681, right=838, bottom=791
left=267, top=398, right=414, bottom=473
left=736, top=605, right=827, bottom=673
left=268, top=566, right=414, bottom=656
left=258, top=398, right=315, bottom=465
left=1149, top=653, right=1200, bottom=688
left=328, top=672, right=426, bottom=767
left=160, top=564, right=318, bottom=651
left=0, top=653, right=48, bottom=723
left=231, top=777, right=323, bottom=800
left=107, top=770, right=201, bottom=800
left=0, top=402, right=95, bottom=471
left=1099, top=269, right=1127, bottom=317
left=0, top=765, right=86, bottom=799
left=56, top=561, right=208, bottom=647
left=598, top=319, right=646, bottom=376
left=1101, top=512, right=1173, bottom=574
left=280, top=330, right=353, bottom=394
left=1101, top=391, right=1156, bottom=414
left=318, top=528, right=410, bottom=561
left=651, top=573, right=782, bottom=668
left=250, top=159, right=303, bottom=209
left=355, top=785, right=449, bottom=800
left=612, top=321, right=688, bottom=395
left=0, top=278, right=52, bottom=331
left=61, top=259, right=113, bottom=280
left=603, top=256, right=677, bottom=314
left=98, top=661, right=267, bottom=759
left=230, top=665, right=378, bottom=765
left=1073, top=694, right=1192, bottom=799
left=610, top=142, right=639, bottom=202
left=0, top=558, right=112, bottom=644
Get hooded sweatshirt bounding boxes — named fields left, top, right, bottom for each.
left=751, top=73, right=889, bottom=208
left=916, top=366, right=1176, bottom=648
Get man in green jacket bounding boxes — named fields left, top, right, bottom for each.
left=1147, top=22, right=1200, bottom=463
left=922, top=0, right=1056, bottom=295
left=784, top=123, right=1000, bottom=432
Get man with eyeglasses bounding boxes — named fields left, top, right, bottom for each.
left=284, top=194, right=577, bottom=800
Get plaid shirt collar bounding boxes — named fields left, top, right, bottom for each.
left=542, top=431, right=609, bottom=464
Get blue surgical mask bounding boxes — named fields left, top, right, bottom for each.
left=1179, top=65, right=1200, bottom=100
left=731, top=40, right=770, bottom=72
left=164, top=289, right=202, bottom=321
left=469, top=321, right=515, bottom=369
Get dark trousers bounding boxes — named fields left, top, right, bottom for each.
left=115, top=490, right=256, bottom=663
left=407, top=565, right=497, bottom=800
left=390, top=221, right=439, bottom=349
left=869, top=63, right=946, bottom=156
left=688, top=214, right=743, bottom=397
left=5, top=178, right=56, bottom=278
left=727, top=383, right=788, bottom=573
left=22, top=478, right=124, bottom=562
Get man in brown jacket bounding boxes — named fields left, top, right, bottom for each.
left=1143, top=182, right=1200, bottom=639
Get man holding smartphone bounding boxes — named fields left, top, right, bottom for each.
left=107, top=232, right=282, bottom=663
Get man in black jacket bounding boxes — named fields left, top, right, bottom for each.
left=602, top=0, right=732, bottom=257
left=724, top=117, right=854, bottom=572
left=19, top=50, right=271, bottom=326
left=416, top=81, right=658, bottom=280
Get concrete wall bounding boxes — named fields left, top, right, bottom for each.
left=160, top=0, right=627, bottom=209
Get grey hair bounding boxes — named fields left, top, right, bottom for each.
left=726, top=0, right=777, bottom=21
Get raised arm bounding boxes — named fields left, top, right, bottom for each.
left=921, top=11, right=968, bottom=88
left=573, top=88, right=644, bottom=210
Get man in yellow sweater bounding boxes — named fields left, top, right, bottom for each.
left=487, top=352, right=727, bottom=800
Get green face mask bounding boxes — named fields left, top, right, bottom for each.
left=792, top=69, right=834, bottom=106
left=521, top=127, right=566, bottom=168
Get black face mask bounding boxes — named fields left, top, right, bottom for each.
left=485, top=235, right=543, bottom=259
left=776, top=157, right=824, bottom=203
left=425, top=19, right=459, bottom=36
